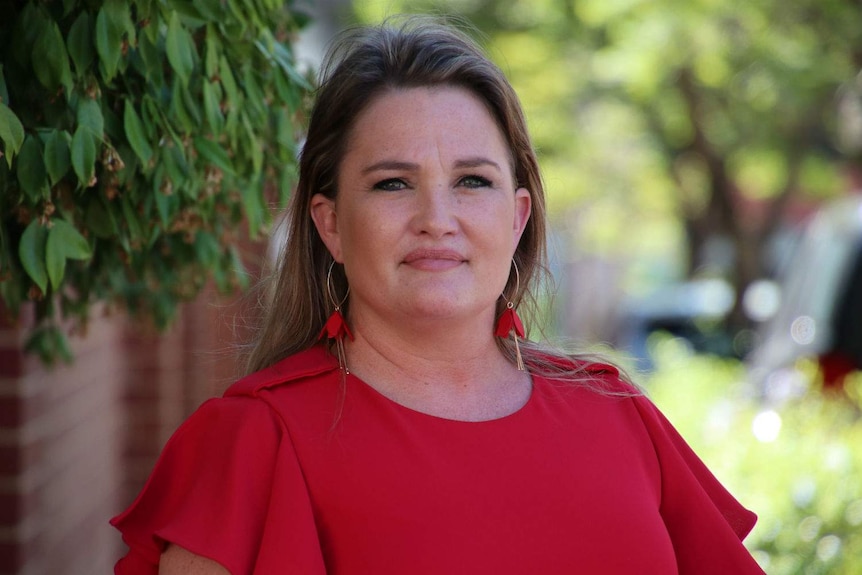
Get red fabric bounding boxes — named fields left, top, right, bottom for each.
left=112, top=345, right=763, bottom=574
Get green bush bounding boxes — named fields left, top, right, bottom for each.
left=0, top=0, right=311, bottom=363
left=646, top=334, right=862, bottom=574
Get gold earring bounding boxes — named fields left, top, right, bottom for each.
left=318, top=261, right=353, bottom=372
left=494, top=259, right=525, bottom=371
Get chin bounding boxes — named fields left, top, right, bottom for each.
left=400, top=294, right=489, bottom=322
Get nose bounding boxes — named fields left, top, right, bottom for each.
left=411, top=182, right=458, bottom=238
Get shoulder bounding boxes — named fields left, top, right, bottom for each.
left=225, top=344, right=341, bottom=399
left=526, top=346, right=641, bottom=396
left=159, top=544, right=231, bottom=575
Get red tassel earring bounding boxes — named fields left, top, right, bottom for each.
left=319, top=261, right=353, bottom=372
left=495, top=259, right=525, bottom=371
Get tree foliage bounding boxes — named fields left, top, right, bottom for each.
left=0, top=0, right=311, bottom=363
left=353, top=0, right=862, bottom=335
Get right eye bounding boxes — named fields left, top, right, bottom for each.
left=373, top=178, right=409, bottom=192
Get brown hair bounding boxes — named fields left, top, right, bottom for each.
left=242, top=16, right=636, bottom=394
left=243, top=16, right=550, bottom=375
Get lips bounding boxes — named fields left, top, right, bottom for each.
left=402, top=249, right=466, bottom=270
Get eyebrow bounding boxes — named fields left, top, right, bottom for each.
left=360, top=157, right=503, bottom=175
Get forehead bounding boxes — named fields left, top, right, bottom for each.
left=342, top=86, right=513, bottom=165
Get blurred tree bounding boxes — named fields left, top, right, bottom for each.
left=353, top=0, right=862, bottom=335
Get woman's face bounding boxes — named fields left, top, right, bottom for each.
left=311, top=86, right=531, bottom=330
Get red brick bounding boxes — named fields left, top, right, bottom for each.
left=0, top=348, right=24, bottom=379
left=0, top=446, right=19, bottom=475
left=0, top=540, right=22, bottom=572
left=0, top=492, right=20, bottom=525
left=0, top=397, right=20, bottom=429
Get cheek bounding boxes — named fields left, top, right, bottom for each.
left=341, top=207, right=393, bottom=257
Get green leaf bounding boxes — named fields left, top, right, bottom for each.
left=17, top=136, right=49, bottom=200
left=193, top=0, right=224, bottom=22
left=0, top=102, right=25, bottom=167
left=135, top=0, right=156, bottom=23
left=113, top=0, right=136, bottom=47
left=45, top=234, right=64, bottom=290
left=166, top=12, right=195, bottom=86
left=71, top=126, right=97, bottom=186
left=169, top=80, right=195, bottom=132
left=77, top=98, right=104, bottom=138
left=25, top=325, right=72, bottom=365
left=276, top=108, right=294, bottom=151
left=226, top=0, right=249, bottom=27
left=85, top=199, right=118, bottom=238
left=224, top=105, right=240, bottom=147
left=242, top=179, right=265, bottom=236
left=95, top=3, right=122, bottom=80
left=194, top=230, right=220, bottom=267
left=0, top=63, right=10, bottom=103
left=33, top=22, right=74, bottom=93
left=270, top=39, right=312, bottom=90
left=120, top=196, right=144, bottom=241
left=204, top=25, right=219, bottom=77
left=124, top=101, right=153, bottom=164
left=136, top=32, right=162, bottom=82
left=46, top=219, right=92, bottom=289
left=194, top=137, right=234, bottom=174
left=180, top=81, right=202, bottom=126
left=9, top=4, right=47, bottom=69
left=163, top=142, right=189, bottom=186
left=242, top=114, right=263, bottom=174
left=277, top=163, right=293, bottom=207
left=102, top=102, right=123, bottom=141
left=44, top=130, right=72, bottom=185
left=68, top=12, right=95, bottom=76
left=203, top=80, right=224, bottom=134
left=242, top=68, right=266, bottom=123
left=19, top=220, right=49, bottom=293
left=229, top=245, right=249, bottom=290
left=281, top=70, right=304, bottom=113
left=154, top=186, right=178, bottom=227
left=218, top=55, right=239, bottom=106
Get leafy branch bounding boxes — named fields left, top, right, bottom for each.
left=0, top=0, right=312, bottom=364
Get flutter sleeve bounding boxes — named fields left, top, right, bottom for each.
left=110, top=395, right=326, bottom=575
left=631, top=394, right=765, bottom=574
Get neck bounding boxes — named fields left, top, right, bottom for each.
left=342, top=311, right=530, bottom=421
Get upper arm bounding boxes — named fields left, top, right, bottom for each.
left=160, top=544, right=232, bottom=575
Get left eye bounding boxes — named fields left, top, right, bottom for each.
left=373, top=178, right=409, bottom=191
left=458, top=175, right=492, bottom=188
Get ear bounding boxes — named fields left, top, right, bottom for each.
left=512, top=187, right=532, bottom=250
left=310, top=194, right=344, bottom=262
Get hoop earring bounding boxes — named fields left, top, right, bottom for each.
left=494, top=259, right=525, bottom=371
left=319, top=261, right=353, bottom=373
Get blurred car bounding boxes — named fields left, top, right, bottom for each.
left=747, top=195, right=862, bottom=397
left=615, top=277, right=737, bottom=372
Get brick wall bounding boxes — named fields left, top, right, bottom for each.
left=0, top=304, right=125, bottom=575
left=0, top=285, right=254, bottom=575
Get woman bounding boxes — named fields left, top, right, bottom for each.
left=112, top=17, right=766, bottom=575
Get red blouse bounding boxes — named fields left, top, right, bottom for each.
left=111, top=345, right=764, bottom=574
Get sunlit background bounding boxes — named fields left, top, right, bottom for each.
left=3, top=0, right=860, bottom=573
left=301, top=0, right=862, bottom=573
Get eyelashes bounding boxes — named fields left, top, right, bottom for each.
left=372, top=175, right=493, bottom=191
left=459, top=175, right=492, bottom=188
left=373, top=178, right=409, bottom=192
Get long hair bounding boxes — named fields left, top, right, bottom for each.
left=243, top=16, right=635, bottom=392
